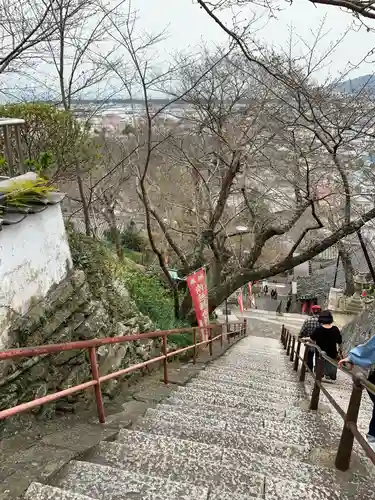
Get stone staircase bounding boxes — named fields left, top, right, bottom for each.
left=25, top=336, right=372, bottom=500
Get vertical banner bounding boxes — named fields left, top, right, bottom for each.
left=237, top=289, right=244, bottom=313
left=187, top=268, right=209, bottom=341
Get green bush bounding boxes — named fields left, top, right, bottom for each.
left=68, top=227, right=189, bottom=333
left=104, top=222, right=147, bottom=253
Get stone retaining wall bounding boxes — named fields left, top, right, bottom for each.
left=0, top=269, right=160, bottom=420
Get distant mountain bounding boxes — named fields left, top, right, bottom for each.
left=339, top=74, right=375, bottom=94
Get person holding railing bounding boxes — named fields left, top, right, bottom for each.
left=299, top=305, right=321, bottom=371
left=339, top=335, right=375, bottom=452
left=309, top=310, right=342, bottom=382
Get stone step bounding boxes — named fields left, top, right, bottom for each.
left=166, top=388, right=294, bottom=413
left=89, top=437, right=265, bottom=497
left=25, top=482, right=94, bottom=500
left=55, top=460, right=209, bottom=500
left=134, top=410, right=311, bottom=454
left=173, top=385, right=303, bottom=407
left=150, top=401, right=340, bottom=441
left=91, top=431, right=365, bottom=499
left=152, top=401, right=287, bottom=421
left=143, top=405, right=307, bottom=438
left=188, top=378, right=306, bottom=399
left=204, top=365, right=298, bottom=382
left=197, top=370, right=301, bottom=392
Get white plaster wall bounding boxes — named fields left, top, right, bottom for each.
left=0, top=204, right=72, bottom=348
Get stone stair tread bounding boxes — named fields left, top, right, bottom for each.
left=89, top=436, right=365, bottom=499
left=114, top=429, right=354, bottom=485
left=55, top=460, right=209, bottom=500
left=151, top=402, right=287, bottom=421
left=89, top=440, right=265, bottom=497
left=24, top=482, right=94, bottom=500
left=166, top=390, right=299, bottom=413
left=265, top=476, right=373, bottom=500
left=204, top=366, right=299, bottom=382
left=188, top=379, right=305, bottom=399
left=137, top=408, right=315, bottom=449
left=197, top=371, right=301, bottom=392
left=170, top=386, right=302, bottom=409
left=133, top=415, right=309, bottom=459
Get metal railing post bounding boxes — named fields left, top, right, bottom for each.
left=281, top=325, right=285, bottom=344
left=293, top=340, right=301, bottom=372
left=290, top=336, right=296, bottom=362
left=286, top=333, right=292, bottom=356
left=220, top=324, right=223, bottom=348
left=88, top=347, right=105, bottom=424
left=299, top=344, right=309, bottom=382
left=335, top=376, right=363, bottom=471
left=243, top=318, right=247, bottom=336
left=209, top=328, right=213, bottom=356
left=193, top=329, right=197, bottom=363
left=309, top=353, right=324, bottom=410
left=162, top=334, right=168, bottom=384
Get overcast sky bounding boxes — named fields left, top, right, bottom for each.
left=134, top=0, right=375, bottom=81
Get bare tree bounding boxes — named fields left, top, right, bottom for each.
left=134, top=40, right=375, bottom=320
left=0, top=0, right=92, bottom=78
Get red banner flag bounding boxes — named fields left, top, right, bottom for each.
left=237, top=289, right=244, bottom=313
left=187, top=268, right=209, bottom=341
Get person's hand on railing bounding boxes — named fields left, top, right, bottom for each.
left=338, top=357, right=353, bottom=370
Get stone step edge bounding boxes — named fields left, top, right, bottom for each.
left=62, top=459, right=210, bottom=495
left=139, top=408, right=308, bottom=436
left=113, top=429, right=330, bottom=473
left=25, top=482, right=95, bottom=500
left=91, top=439, right=364, bottom=492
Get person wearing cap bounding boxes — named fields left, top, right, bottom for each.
left=339, top=335, right=375, bottom=451
left=299, top=305, right=321, bottom=371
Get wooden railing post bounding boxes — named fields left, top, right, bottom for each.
left=284, top=331, right=289, bottom=350
left=293, top=340, right=301, bottom=372
left=290, top=336, right=296, bottom=362
left=286, top=333, right=292, bottom=356
left=299, top=344, right=309, bottom=382
left=88, top=347, right=105, bottom=424
left=309, top=353, right=324, bottom=410
left=162, top=334, right=168, bottom=384
left=335, top=376, right=363, bottom=471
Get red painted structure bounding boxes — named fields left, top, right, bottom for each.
left=0, top=321, right=246, bottom=424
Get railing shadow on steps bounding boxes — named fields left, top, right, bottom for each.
left=0, top=320, right=247, bottom=425
left=281, top=325, right=375, bottom=472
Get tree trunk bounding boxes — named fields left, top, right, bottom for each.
left=106, top=207, right=123, bottom=261
left=337, top=241, right=355, bottom=296
left=76, top=173, right=91, bottom=236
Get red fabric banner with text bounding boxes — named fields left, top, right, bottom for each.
left=187, top=268, right=209, bottom=342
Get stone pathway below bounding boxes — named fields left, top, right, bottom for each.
left=24, top=332, right=374, bottom=500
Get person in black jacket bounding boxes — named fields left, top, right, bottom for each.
left=310, top=310, right=342, bottom=382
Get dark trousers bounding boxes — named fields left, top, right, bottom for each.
left=324, top=359, right=337, bottom=380
left=368, top=372, right=375, bottom=438
left=307, top=348, right=314, bottom=371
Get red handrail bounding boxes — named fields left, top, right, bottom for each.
left=0, top=320, right=247, bottom=423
